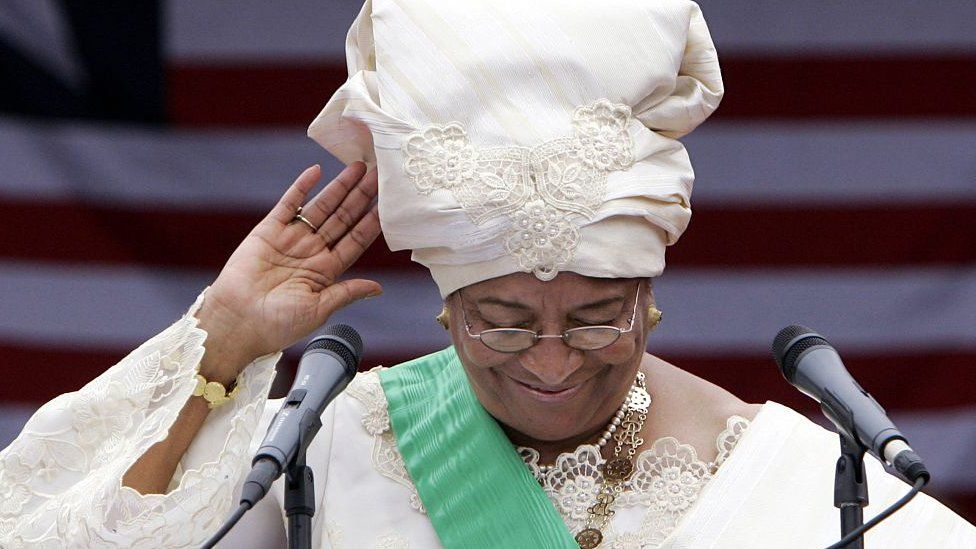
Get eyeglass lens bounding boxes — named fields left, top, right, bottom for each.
left=478, top=330, right=537, bottom=353
left=563, top=326, right=622, bottom=350
left=479, top=326, right=622, bottom=352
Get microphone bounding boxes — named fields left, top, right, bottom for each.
left=240, top=324, right=362, bottom=507
left=772, top=325, right=929, bottom=483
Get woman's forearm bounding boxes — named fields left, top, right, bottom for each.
left=122, top=394, right=212, bottom=494
left=123, top=308, right=254, bottom=495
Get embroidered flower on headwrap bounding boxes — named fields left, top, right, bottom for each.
left=505, top=200, right=580, bottom=280
left=571, top=101, right=634, bottom=171
left=403, top=124, right=479, bottom=193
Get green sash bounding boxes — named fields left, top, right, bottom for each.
left=379, top=347, right=577, bottom=548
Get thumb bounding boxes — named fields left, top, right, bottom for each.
left=318, top=279, right=383, bottom=316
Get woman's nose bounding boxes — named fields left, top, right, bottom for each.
left=518, top=336, right=585, bottom=386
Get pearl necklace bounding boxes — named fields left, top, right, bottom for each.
left=533, top=372, right=650, bottom=474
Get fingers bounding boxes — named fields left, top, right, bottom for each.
left=314, top=169, right=378, bottom=247
left=317, top=278, right=383, bottom=318
left=329, top=205, right=382, bottom=271
left=269, top=164, right=323, bottom=224
left=301, top=162, right=370, bottom=228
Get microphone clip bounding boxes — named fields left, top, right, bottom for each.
left=833, top=433, right=870, bottom=549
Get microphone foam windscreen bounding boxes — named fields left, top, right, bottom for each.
left=305, top=324, right=364, bottom=374
left=772, top=325, right=829, bottom=381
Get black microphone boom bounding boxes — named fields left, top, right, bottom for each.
left=240, top=324, right=362, bottom=508
left=772, top=325, right=929, bottom=483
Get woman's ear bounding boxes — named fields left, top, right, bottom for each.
left=643, top=278, right=661, bottom=332
left=646, top=306, right=663, bottom=331
left=435, top=306, right=450, bottom=330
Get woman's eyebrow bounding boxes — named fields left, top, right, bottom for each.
left=474, top=295, right=625, bottom=311
left=574, top=296, right=625, bottom=312
left=475, top=297, right=532, bottom=310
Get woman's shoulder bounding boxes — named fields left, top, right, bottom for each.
left=644, top=353, right=760, bottom=415
left=641, top=353, right=761, bottom=462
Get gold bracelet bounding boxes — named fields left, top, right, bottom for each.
left=192, top=372, right=241, bottom=409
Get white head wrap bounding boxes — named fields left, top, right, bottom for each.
left=309, top=0, right=723, bottom=297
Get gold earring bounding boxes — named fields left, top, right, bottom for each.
left=647, top=306, right=663, bottom=331
left=435, top=307, right=450, bottom=330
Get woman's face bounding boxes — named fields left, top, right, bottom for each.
left=448, top=272, right=652, bottom=446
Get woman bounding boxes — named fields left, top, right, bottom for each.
left=1, top=1, right=972, bottom=547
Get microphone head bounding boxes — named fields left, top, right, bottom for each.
left=772, top=325, right=831, bottom=382
left=305, top=324, right=364, bottom=375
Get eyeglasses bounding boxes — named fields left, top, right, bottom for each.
left=459, top=284, right=641, bottom=353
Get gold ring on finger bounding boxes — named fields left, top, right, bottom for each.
left=290, top=207, right=318, bottom=232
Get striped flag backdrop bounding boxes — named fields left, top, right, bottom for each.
left=1, top=0, right=974, bottom=522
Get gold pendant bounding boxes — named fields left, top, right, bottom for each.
left=625, top=383, right=651, bottom=412
left=575, top=527, right=603, bottom=548
left=618, top=417, right=644, bottom=447
left=603, top=457, right=634, bottom=481
left=587, top=492, right=616, bottom=518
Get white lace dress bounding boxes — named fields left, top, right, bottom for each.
left=0, top=297, right=752, bottom=548
left=517, top=418, right=749, bottom=547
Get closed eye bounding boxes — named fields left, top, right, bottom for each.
left=571, top=319, right=616, bottom=327
left=482, top=319, right=533, bottom=330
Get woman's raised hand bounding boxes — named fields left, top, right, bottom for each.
left=194, top=162, right=382, bottom=383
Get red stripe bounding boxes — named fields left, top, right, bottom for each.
left=167, top=62, right=346, bottom=127
left=167, top=55, right=976, bottom=127
left=717, top=54, right=976, bottom=119
left=5, top=341, right=974, bottom=412
left=664, top=352, right=976, bottom=416
left=941, top=494, right=976, bottom=528
left=669, top=205, right=976, bottom=268
left=0, top=198, right=413, bottom=271
left=1, top=199, right=973, bottom=269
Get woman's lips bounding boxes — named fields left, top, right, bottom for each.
left=508, top=376, right=585, bottom=402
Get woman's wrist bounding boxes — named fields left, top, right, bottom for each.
left=194, top=301, right=258, bottom=386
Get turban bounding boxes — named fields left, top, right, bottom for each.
left=309, top=0, right=723, bottom=297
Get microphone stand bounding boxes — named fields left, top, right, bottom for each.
left=285, top=448, right=316, bottom=549
left=834, top=433, right=869, bottom=549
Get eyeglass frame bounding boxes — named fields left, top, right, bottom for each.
left=458, top=283, right=642, bottom=353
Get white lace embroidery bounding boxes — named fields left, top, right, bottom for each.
left=348, top=368, right=751, bottom=547
left=0, top=292, right=278, bottom=548
left=326, top=519, right=344, bottom=547
left=324, top=519, right=410, bottom=549
left=402, top=99, right=635, bottom=279
left=519, top=416, right=751, bottom=548
left=374, top=533, right=410, bottom=549
left=346, top=369, right=426, bottom=514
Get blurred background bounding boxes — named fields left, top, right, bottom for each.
left=1, top=0, right=974, bottom=522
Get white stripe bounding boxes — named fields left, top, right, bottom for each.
left=165, top=0, right=362, bottom=62
left=686, top=122, right=976, bottom=206
left=2, top=119, right=974, bottom=208
left=654, top=267, right=976, bottom=355
left=164, top=0, right=976, bottom=60
left=2, top=261, right=973, bottom=356
left=891, top=406, right=976, bottom=492
left=0, top=118, right=322, bottom=209
left=0, top=404, right=38, bottom=449
left=699, top=1, right=976, bottom=54
left=0, top=404, right=973, bottom=492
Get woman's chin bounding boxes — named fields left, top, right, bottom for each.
left=500, top=415, right=602, bottom=447
left=491, top=386, right=612, bottom=445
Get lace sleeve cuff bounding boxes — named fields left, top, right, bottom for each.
left=0, top=290, right=279, bottom=547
